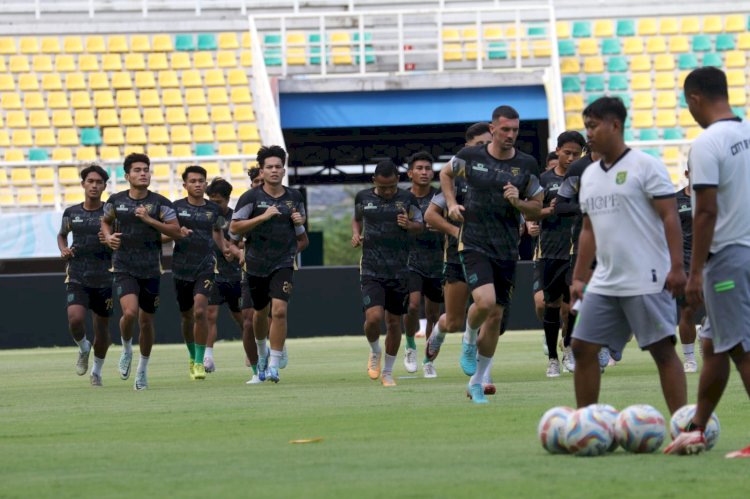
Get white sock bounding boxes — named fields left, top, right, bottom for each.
left=122, top=337, right=133, bottom=354
left=683, top=343, right=695, bottom=359
left=137, top=355, right=149, bottom=374
left=269, top=349, right=282, bottom=369
left=486, top=356, right=494, bottom=374
left=470, top=354, right=493, bottom=386
left=205, top=346, right=213, bottom=358
left=432, top=323, right=447, bottom=340
left=92, top=356, right=105, bottom=376
left=369, top=340, right=381, bottom=354
left=74, top=337, right=90, bottom=352
left=256, top=339, right=268, bottom=360
left=463, top=322, right=479, bottom=345
left=383, top=354, right=396, bottom=374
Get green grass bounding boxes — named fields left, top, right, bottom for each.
left=2, top=332, right=749, bottom=498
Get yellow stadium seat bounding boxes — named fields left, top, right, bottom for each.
left=182, top=70, right=203, bottom=87
left=208, top=87, right=228, bottom=105
left=48, top=91, right=69, bottom=108
left=204, top=69, right=225, bottom=86
left=30, top=110, right=50, bottom=128
left=738, top=33, right=750, bottom=50
left=219, top=144, right=239, bottom=156
left=727, top=70, right=746, bottom=87
left=18, top=74, right=38, bottom=91
left=125, top=127, right=147, bottom=145
left=100, top=146, right=121, bottom=160
left=631, top=73, right=652, bottom=90
left=729, top=88, right=747, bottom=106
left=630, top=55, right=651, bottom=72
left=147, top=145, right=168, bottom=158
left=7, top=111, right=27, bottom=128
left=171, top=52, right=191, bottom=70
left=241, top=32, right=252, bottom=49
left=63, top=188, right=85, bottom=204
left=725, top=51, right=746, bottom=69
left=662, top=147, right=680, bottom=166
left=18, top=188, right=39, bottom=205
left=442, top=29, right=460, bottom=42
left=646, top=37, right=666, bottom=54
left=147, top=53, right=168, bottom=71
left=70, top=91, right=92, bottom=109
left=116, top=90, right=137, bottom=107
left=59, top=166, right=79, bottom=184
left=134, top=71, right=155, bottom=89
left=78, top=54, right=99, bottom=72
left=171, top=125, right=192, bottom=143
left=219, top=32, right=239, bottom=50
left=332, top=46, right=353, bottom=65
left=668, top=36, right=689, bottom=53
left=211, top=106, right=232, bottom=123
left=0, top=37, right=16, bottom=54
left=143, top=108, right=164, bottom=125
left=702, top=16, right=722, bottom=34
left=76, top=147, right=97, bottom=161
left=52, top=110, right=73, bottom=127
left=9, top=55, right=30, bottom=72
left=573, top=38, right=595, bottom=56
left=24, top=92, right=45, bottom=109
left=658, top=17, right=678, bottom=35
left=725, top=14, right=745, bottom=33
left=240, top=51, right=253, bottom=67
left=656, top=92, right=677, bottom=108
left=231, top=87, right=252, bottom=104
left=583, top=57, right=603, bottom=73
left=152, top=34, right=173, bottom=52
left=632, top=111, right=653, bottom=128
left=147, top=126, right=170, bottom=144
left=172, top=144, right=192, bottom=157
left=74, top=109, right=96, bottom=127
left=654, top=54, right=674, bottom=71
left=86, top=36, right=105, bottom=53
left=139, top=89, right=160, bottom=108
left=185, top=88, right=206, bottom=105
left=40, top=36, right=60, bottom=54
left=656, top=110, right=677, bottom=128
left=679, top=109, right=697, bottom=127
left=633, top=92, right=653, bottom=109
left=194, top=52, right=215, bottom=69
left=565, top=113, right=584, bottom=130
left=20, top=37, right=39, bottom=54
left=52, top=148, right=73, bottom=161
left=166, top=107, right=187, bottom=124
left=188, top=106, right=209, bottom=124
left=125, top=53, right=145, bottom=71
left=88, top=72, right=109, bottom=90
left=238, top=124, right=259, bottom=141
left=42, top=74, right=62, bottom=91
left=680, top=17, right=700, bottom=34
left=35, top=129, right=56, bottom=147
left=163, top=89, right=183, bottom=107
left=637, top=18, right=658, bottom=36
left=121, top=109, right=142, bottom=126
left=54, top=54, right=76, bottom=72
left=107, top=35, right=128, bottom=53
left=0, top=130, right=9, bottom=146
left=216, top=124, right=237, bottom=142
left=97, top=109, right=119, bottom=127
left=112, top=72, right=133, bottom=89
left=593, top=20, right=613, bottom=38
left=193, top=125, right=214, bottom=142
left=103, top=127, right=124, bottom=145
left=40, top=188, right=56, bottom=205
left=203, top=163, right=221, bottom=177
left=35, top=167, right=55, bottom=185
left=102, top=54, right=122, bottom=71
left=623, top=37, right=644, bottom=54
left=229, top=161, right=246, bottom=179
left=65, top=72, right=86, bottom=90
left=2, top=92, right=22, bottom=109
left=0, top=192, right=13, bottom=206
left=212, top=51, right=235, bottom=69
left=227, top=69, right=248, bottom=86
left=58, top=129, right=78, bottom=146
left=131, top=35, right=150, bottom=52
left=233, top=105, right=255, bottom=122
left=564, top=94, right=584, bottom=112
left=63, top=36, right=83, bottom=53
left=158, top=70, right=179, bottom=88
left=442, top=43, right=462, bottom=61
left=153, top=163, right=171, bottom=181
left=33, top=55, right=53, bottom=72
left=654, top=72, right=675, bottom=90
left=463, top=41, right=479, bottom=61
left=0, top=74, right=14, bottom=91
left=5, top=150, right=25, bottom=162
left=556, top=21, right=570, bottom=39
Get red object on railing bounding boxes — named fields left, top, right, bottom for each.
left=403, top=44, right=413, bottom=51
left=405, top=63, right=415, bottom=71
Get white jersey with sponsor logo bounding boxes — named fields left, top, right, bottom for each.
left=580, top=148, right=675, bottom=296
left=689, top=118, right=750, bottom=254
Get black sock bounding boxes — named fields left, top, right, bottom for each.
left=543, top=306, right=561, bottom=359
left=564, top=314, right=575, bottom=348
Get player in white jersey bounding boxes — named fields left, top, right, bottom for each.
left=570, top=96, right=687, bottom=414
left=665, top=67, right=750, bottom=458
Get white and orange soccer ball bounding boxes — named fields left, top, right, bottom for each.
left=538, top=406, right=574, bottom=454
left=669, top=404, right=720, bottom=450
left=564, top=405, right=613, bottom=456
left=615, top=404, right=667, bottom=453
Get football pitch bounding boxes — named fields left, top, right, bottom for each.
left=2, top=332, right=748, bottom=498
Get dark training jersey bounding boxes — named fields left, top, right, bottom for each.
left=231, top=186, right=306, bottom=277
left=408, top=186, right=443, bottom=278
left=103, top=190, right=176, bottom=279
left=59, top=203, right=112, bottom=288
left=676, top=187, right=692, bottom=266
left=355, top=187, right=423, bottom=280
left=215, top=207, right=242, bottom=283
left=537, top=168, right=573, bottom=260
left=452, top=144, right=542, bottom=260
left=555, top=154, right=595, bottom=255
left=172, top=198, right=224, bottom=281
left=430, top=177, right=468, bottom=266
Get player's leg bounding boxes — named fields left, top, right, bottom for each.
left=380, top=278, right=408, bottom=387
left=66, top=294, right=91, bottom=376
left=460, top=251, right=497, bottom=377
left=264, top=269, right=293, bottom=382
left=175, top=279, right=196, bottom=377
left=542, top=260, right=567, bottom=377
left=724, top=346, right=750, bottom=457
left=133, top=277, right=160, bottom=390
left=421, top=288, right=442, bottom=378
left=428, top=265, right=468, bottom=363
left=239, top=276, right=260, bottom=382
left=191, top=290, right=211, bottom=380
left=362, top=276, right=386, bottom=379
left=467, top=303, right=502, bottom=404
left=403, top=274, right=422, bottom=373
left=206, top=304, right=219, bottom=372
left=88, top=287, right=113, bottom=386
left=679, top=302, right=698, bottom=373
left=249, top=274, right=272, bottom=378
left=114, top=274, right=139, bottom=380
left=646, top=337, right=688, bottom=414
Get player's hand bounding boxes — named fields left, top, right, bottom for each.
left=396, top=208, right=408, bottom=229
left=448, top=204, right=465, bottom=222
left=238, top=251, right=246, bottom=267
left=134, top=205, right=153, bottom=223
left=426, top=222, right=438, bottom=232
left=223, top=249, right=235, bottom=262
left=685, top=272, right=703, bottom=308
left=665, top=267, right=687, bottom=299
left=351, top=233, right=363, bottom=247
left=550, top=198, right=558, bottom=209
left=264, top=205, right=281, bottom=220
left=570, top=279, right=585, bottom=306
left=97, top=231, right=107, bottom=244
left=106, top=232, right=122, bottom=250
left=290, top=208, right=304, bottom=227
left=526, top=221, right=540, bottom=237
left=179, top=226, right=193, bottom=239
left=503, top=182, right=520, bottom=207
left=60, top=247, right=74, bottom=260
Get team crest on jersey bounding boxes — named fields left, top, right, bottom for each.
left=511, top=167, right=520, bottom=176
left=72, top=215, right=83, bottom=223
left=116, top=203, right=128, bottom=212
left=205, top=211, right=213, bottom=221
left=258, top=201, right=269, bottom=208
left=364, top=202, right=377, bottom=210
left=178, top=209, right=191, bottom=217
left=473, top=162, right=488, bottom=172
left=143, top=203, right=155, bottom=213
left=616, top=172, right=627, bottom=185
left=394, top=201, right=405, bottom=212
left=285, top=201, right=294, bottom=209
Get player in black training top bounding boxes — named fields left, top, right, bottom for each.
left=101, top=153, right=181, bottom=391
left=57, top=164, right=113, bottom=387
left=352, top=160, right=424, bottom=387
left=168, top=165, right=226, bottom=381
left=534, top=131, right=585, bottom=377
left=230, top=146, right=307, bottom=385
left=403, top=151, right=443, bottom=378
left=439, top=105, right=543, bottom=404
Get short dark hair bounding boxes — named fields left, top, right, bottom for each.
left=582, top=96, right=627, bottom=129
left=80, top=164, right=109, bottom=183
left=684, top=66, right=729, bottom=101
left=123, top=153, right=150, bottom=174
left=556, top=130, right=586, bottom=150
left=407, top=151, right=434, bottom=169
left=465, top=122, right=491, bottom=142
left=374, top=159, right=399, bottom=178
left=248, top=167, right=261, bottom=181
left=491, top=105, right=520, bottom=121
left=206, top=177, right=232, bottom=198
left=257, top=145, right=286, bottom=168
left=182, top=165, right=207, bottom=181
left=546, top=152, right=558, bottom=164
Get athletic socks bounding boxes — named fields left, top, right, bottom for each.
left=543, top=306, right=561, bottom=359
left=256, top=339, right=268, bottom=360
left=122, top=337, right=133, bottom=354
left=470, top=354, right=493, bottom=386
left=251, top=364, right=258, bottom=375
left=205, top=346, right=213, bottom=359
left=432, top=323, right=448, bottom=341
left=136, top=355, right=149, bottom=374
left=369, top=340, right=382, bottom=354
left=683, top=343, right=695, bottom=361
left=383, top=354, right=396, bottom=374
left=405, top=335, right=417, bottom=350
left=74, top=337, right=91, bottom=353
left=269, top=349, right=282, bottom=369
left=92, top=356, right=104, bottom=377
left=563, top=315, right=575, bottom=348
left=463, top=322, right=479, bottom=345
left=194, top=344, right=206, bottom=364
left=185, top=342, right=196, bottom=362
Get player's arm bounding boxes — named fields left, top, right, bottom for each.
left=57, top=214, right=74, bottom=259
left=296, top=227, right=309, bottom=253
left=510, top=190, right=544, bottom=221
left=212, top=227, right=227, bottom=254
left=570, top=215, right=596, bottom=303
left=653, top=196, right=687, bottom=298
left=352, top=193, right=364, bottom=247
left=400, top=200, right=424, bottom=234
left=687, top=187, right=717, bottom=305
left=135, top=204, right=182, bottom=240
left=439, top=158, right=465, bottom=222
left=100, top=203, right=122, bottom=250
left=230, top=204, right=278, bottom=236
left=424, top=199, right=458, bottom=239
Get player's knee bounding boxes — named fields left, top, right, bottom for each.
left=271, top=304, right=288, bottom=321
left=365, top=308, right=384, bottom=326
left=68, top=315, right=85, bottom=330
left=121, top=307, right=138, bottom=323
left=193, top=306, right=207, bottom=322
left=571, top=339, right=595, bottom=361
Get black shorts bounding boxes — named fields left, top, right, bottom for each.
left=246, top=267, right=294, bottom=311
left=174, top=274, right=215, bottom=312
left=408, top=271, right=444, bottom=303
left=459, top=250, right=516, bottom=306
left=239, top=273, right=254, bottom=311
left=66, top=283, right=114, bottom=317
left=361, top=275, right=409, bottom=315
left=114, top=273, right=161, bottom=314
left=209, top=280, right=242, bottom=313
left=443, top=262, right=466, bottom=284
left=542, top=258, right=570, bottom=304
left=532, top=260, right=542, bottom=294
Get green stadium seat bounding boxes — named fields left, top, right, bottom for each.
left=109, top=166, right=125, bottom=181
left=488, top=42, right=507, bottom=59
left=197, top=34, right=217, bottom=51
left=678, top=53, right=698, bottom=70
left=175, top=34, right=196, bottom=51
left=558, top=39, right=576, bottom=56
left=616, top=19, right=635, bottom=37
left=678, top=93, right=688, bottom=108
left=702, top=53, right=722, bottom=67
left=264, top=33, right=282, bottom=66
left=643, top=149, right=660, bottom=158
left=353, top=32, right=376, bottom=64
left=601, top=38, right=621, bottom=55
left=572, top=21, right=591, bottom=38
left=353, top=32, right=373, bottom=42
left=586, top=93, right=604, bottom=105
left=29, top=148, right=49, bottom=161
left=611, top=93, right=630, bottom=108
left=80, top=128, right=102, bottom=146
left=608, top=74, right=628, bottom=91
left=562, top=76, right=581, bottom=93
left=663, top=128, right=683, bottom=140
left=715, top=34, right=735, bottom=51
left=585, top=75, right=605, bottom=92
left=624, top=129, right=634, bottom=141
left=527, top=25, right=546, bottom=37
left=607, top=56, right=628, bottom=72
left=308, top=33, right=322, bottom=64
left=692, top=35, right=712, bottom=52
left=195, top=144, right=215, bottom=156
left=732, top=106, right=744, bottom=118
left=639, top=129, right=659, bottom=141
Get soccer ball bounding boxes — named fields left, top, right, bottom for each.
left=590, top=403, right=619, bottom=452
left=615, top=404, right=666, bottom=453
left=669, top=404, right=720, bottom=450
left=564, top=406, right=613, bottom=456
left=538, top=406, right=574, bottom=454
